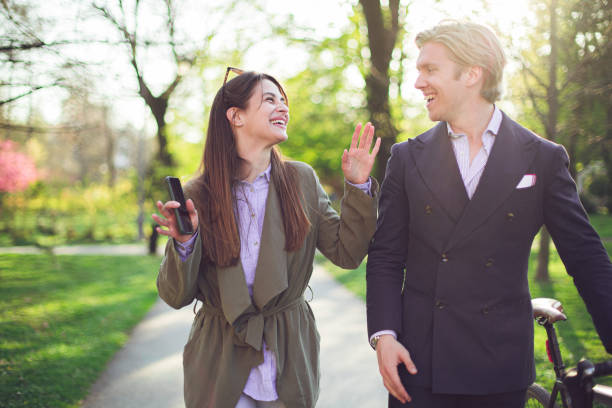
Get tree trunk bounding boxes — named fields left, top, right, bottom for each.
left=365, top=73, right=397, bottom=182
left=536, top=227, right=551, bottom=281
left=147, top=94, right=174, bottom=168
left=103, top=106, right=116, bottom=187
left=536, top=0, right=559, bottom=283
left=148, top=223, right=159, bottom=255
left=359, top=0, right=400, bottom=182
left=602, top=103, right=612, bottom=213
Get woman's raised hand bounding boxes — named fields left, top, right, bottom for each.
left=152, top=199, right=199, bottom=243
left=341, top=122, right=381, bottom=184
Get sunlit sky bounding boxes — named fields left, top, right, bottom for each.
left=18, top=0, right=533, bottom=140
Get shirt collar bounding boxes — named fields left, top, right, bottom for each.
left=261, top=163, right=272, bottom=182
left=447, top=105, right=502, bottom=140
left=238, top=163, right=272, bottom=185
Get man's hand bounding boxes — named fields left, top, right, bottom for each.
left=376, top=335, right=418, bottom=404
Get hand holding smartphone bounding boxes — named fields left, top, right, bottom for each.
left=164, top=176, right=195, bottom=235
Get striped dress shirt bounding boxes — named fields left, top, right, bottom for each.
left=447, top=106, right=502, bottom=199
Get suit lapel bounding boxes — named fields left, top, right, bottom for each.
left=252, top=178, right=288, bottom=310
left=412, top=122, right=469, bottom=223
left=445, top=114, right=539, bottom=250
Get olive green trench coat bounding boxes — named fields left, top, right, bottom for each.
left=157, top=161, right=378, bottom=408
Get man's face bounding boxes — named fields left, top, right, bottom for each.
left=414, top=41, right=467, bottom=123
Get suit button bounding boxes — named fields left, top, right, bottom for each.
left=482, top=307, right=489, bottom=315
left=485, top=258, right=494, bottom=267
left=435, top=300, right=446, bottom=309
left=506, top=212, right=515, bottom=221
left=425, top=205, right=432, bottom=215
left=441, top=253, right=448, bottom=262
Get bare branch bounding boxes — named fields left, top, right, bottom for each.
left=520, top=61, right=548, bottom=91
left=0, top=83, right=61, bottom=106
left=0, top=121, right=100, bottom=133
left=163, top=0, right=180, bottom=63
left=0, top=40, right=45, bottom=52
left=160, top=75, right=181, bottom=101
left=520, top=68, right=547, bottom=125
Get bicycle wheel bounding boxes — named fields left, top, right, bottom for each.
left=525, top=383, right=556, bottom=408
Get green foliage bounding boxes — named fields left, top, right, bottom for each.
left=0, top=179, right=154, bottom=247
left=509, top=0, right=611, bottom=209
left=281, top=29, right=369, bottom=194
left=0, top=254, right=161, bottom=408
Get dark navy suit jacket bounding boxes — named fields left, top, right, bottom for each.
left=366, top=112, right=612, bottom=394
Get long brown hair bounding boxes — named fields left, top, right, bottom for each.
left=187, top=71, right=311, bottom=267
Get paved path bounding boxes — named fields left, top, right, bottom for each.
left=310, top=264, right=388, bottom=407
left=0, top=243, right=164, bottom=256
left=79, top=264, right=387, bottom=407
left=4, top=244, right=387, bottom=407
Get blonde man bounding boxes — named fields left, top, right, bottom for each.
left=366, top=20, right=612, bottom=408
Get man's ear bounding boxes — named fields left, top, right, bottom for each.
left=226, top=107, right=243, bottom=127
left=465, top=65, right=484, bottom=87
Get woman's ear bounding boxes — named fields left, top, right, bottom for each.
left=226, top=107, right=243, bottom=127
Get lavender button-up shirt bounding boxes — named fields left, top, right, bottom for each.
left=175, top=165, right=371, bottom=401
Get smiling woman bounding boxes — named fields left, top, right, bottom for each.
left=151, top=69, right=381, bottom=408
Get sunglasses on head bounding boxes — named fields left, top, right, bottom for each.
left=223, top=66, right=244, bottom=87
left=222, top=66, right=244, bottom=102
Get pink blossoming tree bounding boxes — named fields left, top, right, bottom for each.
left=0, top=140, right=38, bottom=193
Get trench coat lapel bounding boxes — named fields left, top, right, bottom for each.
left=216, top=177, right=288, bottom=325
left=445, top=114, right=539, bottom=250
left=252, top=178, right=288, bottom=310
left=217, top=262, right=252, bottom=325
left=412, top=121, right=469, bottom=223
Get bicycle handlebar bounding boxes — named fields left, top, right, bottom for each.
left=594, top=360, right=612, bottom=378
left=563, top=359, right=612, bottom=408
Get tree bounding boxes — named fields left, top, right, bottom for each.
left=282, top=32, right=368, bottom=194
left=513, top=0, right=611, bottom=281
left=0, top=1, right=92, bottom=107
left=93, top=0, right=197, bottom=168
left=58, top=87, right=118, bottom=186
left=519, top=0, right=560, bottom=282
left=93, top=0, right=210, bottom=253
left=567, top=0, right=612, bottom=211
left=0, top=139, right=37, bottom=193
left=358, top=0, right=405, bottom=181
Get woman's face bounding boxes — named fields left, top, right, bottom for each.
left=238, top=79, right=290, bottom=146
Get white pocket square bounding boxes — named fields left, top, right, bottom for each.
left=516, top=174, right=536, bottom=189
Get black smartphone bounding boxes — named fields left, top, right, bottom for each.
left=164, top=176, right=194, bottom=235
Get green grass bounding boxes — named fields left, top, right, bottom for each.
left=319, top=217, right=612, bottom=396
left=0, top=254, right=162, bottom=408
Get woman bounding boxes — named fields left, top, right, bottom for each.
left=153, top=69, right=380, bottom=408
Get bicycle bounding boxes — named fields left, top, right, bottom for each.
left=525, top=298, right=612, bottom=408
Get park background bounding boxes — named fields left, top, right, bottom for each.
left=1, top=0, right=611, bottom=406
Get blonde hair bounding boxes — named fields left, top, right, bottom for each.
left=415, top=20, right=506, bottom=103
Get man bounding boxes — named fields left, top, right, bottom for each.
left=366, top=20, right=612, bottom=408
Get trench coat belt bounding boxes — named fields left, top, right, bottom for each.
left=200, top=296, right=306, bottom=351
